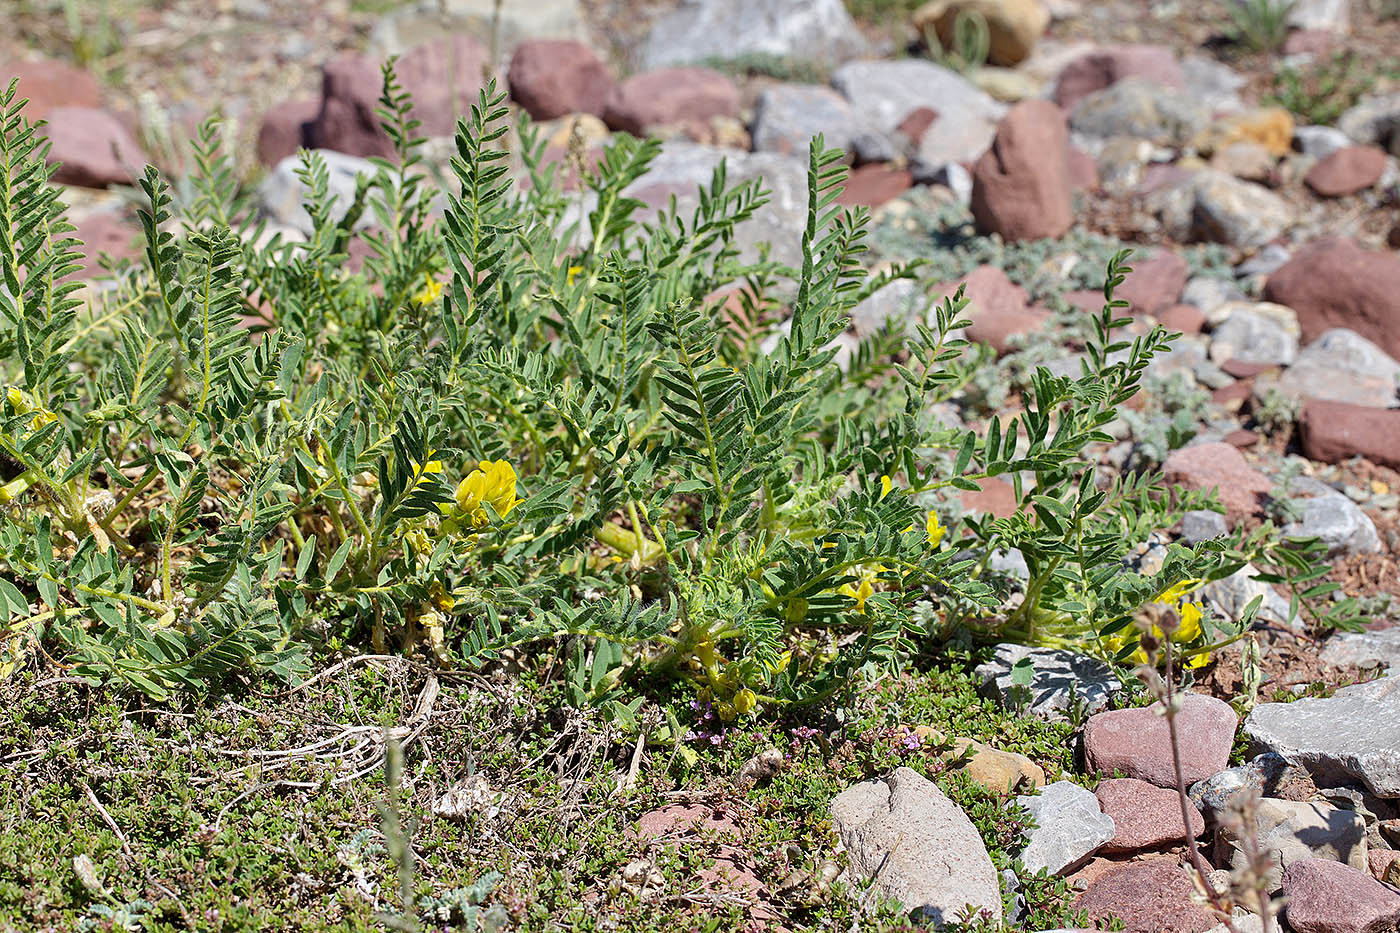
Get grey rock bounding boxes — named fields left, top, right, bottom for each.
left=832, top=60, right=1006, bottom=167
left=1319, top=626, right=1400, bottom=674
left=1096, top=135, right=1154, bottom=195
left=1275, top=329, right=1400, bottom=409
left=848, top=279, right=924, bottom=338
left=1200, top=563, right=1297, bottom=627
left=1180, top=54, right=1248, bottom=116
left=258, top=150, right=376, bottom=237
left=850, top=131, right=902, bottom=165
left=1185, top=172, right=1293, bottom=249
left=975, top=643, right=1121, bottom=722
left=1215, top=797, right=1368, bottom=889
left=751, top=83, right=867, bottom=157
left=1209, top=307, right=1298, bottom=367
left=1285, top=0, right=1351, bottom=33
left=1294, top=124, right=1352, bottom=160
left=1281, top=475, right=1382, bottom=558
left=1015, top=781, right=1115, bottom=875
left=1245, top=675, right=1400, bottom=797
left=1069, top=77, right=1210, bottom=145
left=1180, top=509, right=1229, bottom=543
left=640, top=0, right=869, bottom=70
left=1188, top=753, right=1307, bottom=822
left=918, top=161, right=974, bottom=204
left=1235, top=244, right=1293, bottom=280
left=1181, top=276, right=1247, bottom=317
left=831, top=767, right=1002, bottom=924
left=987, top=548, right=1030, bottom=581
left=368, top=0, right=585, bottom=61
left=1338, top=93, right=1400, bottom=157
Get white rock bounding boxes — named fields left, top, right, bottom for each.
left=1274, top=328, right=1400, bottom=409
left=257, top=150, right=376, bottom=237
left=1015, top=781, right=1115, bottom=875
left=640, top=0, right=870, bottom=70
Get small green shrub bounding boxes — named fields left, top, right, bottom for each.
left=1266, top=51, right=1380, bottom=126
left=1224, top=0, right=1296, bottom=53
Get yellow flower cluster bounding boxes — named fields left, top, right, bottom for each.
left=5, top=386, right=57, bottom=433
left=442, top=459, right=522, bottom=530
left=411, top=273, right=444, bottom=307
left=1110, top=579, right=1211, bottom=669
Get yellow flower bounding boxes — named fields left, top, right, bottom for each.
left=410, top=455, right=443, bottom=492
left=839, top=578, right=874, bottom=614
left=411, top=273, right=444, bottom=307
left=926, top=512, right=945, bottom=548
left=567, top=264, right=584, bottom=286
left=879, top=475, right=892, bottom=499
left=447, top=459, right=522, bottom=529
left=4, top=387, right=21, bottom=411
left=765, top=650, right=792, bottom=675
left=731, top=688, right=757, bottom=716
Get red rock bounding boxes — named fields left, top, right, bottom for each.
left=1264, top=238, right=1400, bottom=357
left=837, top=163, right=912, bottom=207
left=256, top=98, right=318, bottom=166
left=960, top=476, right=1019, bottom=518
left=1282, top=858, right=1400, bottom=933
left=1062, top=289, right=1103, bottom=314
left=1054, top=44, right=1185, bottom=111
left=1163, top=442, right=1273, bottom=523
left=68, top=211, right=142, bottom=279
left=1067, top=144, right=1100, bottom=192
left=1156, top=303, right=1205, bottom=334
left=1212, top=379, right=1254, bottom=409
left=633, top=804, right=740, bottom=841
left=1305, top=146, right=1387, bottom=197
left=5, top=57, right=100, bottom=119
left=1368, top=848, right=1400, bottom=882
left=947, top=266, right=1051, bottom=355
left=971, top=100, right=1072, bottom=242
left=1118, top=250, right=1188, bottom=316
left=602, top=67, right=739, bottom=137
left=1220, top=358, right=1275, bottom=379
left=896, top=106, right=939, bottom=146
left=1072, top=855, right=1218, bottom=933
left=42, top=107, right=147, bottom=188
left=1096, top=778, right=1205, bottom=854
left=1223, top=429, right=1259, bottom=448
left=1299, top=400, right=1400, bottom=470
left=1138, top=162, right=1193, bottom=195
left=1083, top=693, right=1238, bottom=788
left=308, top=35, right=494, bottom=158
left=508, top=39, right=614, bottom=121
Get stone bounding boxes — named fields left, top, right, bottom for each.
left=831, top=60, right=1006, bottom=167
left=1070, top=77, right=1209, bottom=146
left=1180, top=54, right=1250, bottom=116
left=1160, top=170, right=1292, bottom=249
left=1295, top=124, right=1352, bottom=160
left=42, top=108, right=147, bottom=189
left=1369, top=848, right=1400, bottom=883
left=1306, top=146, right=1388, bottom=197
left=1119, top=249, right=1189, bottom=316
left=1285, top=858, right=1400, bottom=933
left=309, top=36, right=494, bottom=158
left=639, top=0, right=869, bottom=70
left=367, top=0, right=586, bottom=60
left=1096, top=778, right=1205, bottom=853
left=1338, top=94, right=1400, bottom=158
left=1267, top=239, right=1400, bottom=356
left=948, top=266, right=1051, bottom=355
left=1189, top=753, right=1315, bottom=823
left=1199, top=563, right=1296, bottom=627
left=1209, top=307, right=1298, bottom=368
left=1217, top=798, right=1368, bottom=889
left=5, top=57, right=101, bottom=119
left=1016, top=780, right=1116, bottom=875
left=1179, top=509, right=1228, bottom=543
left=1066, top=144, right=1099, bottom=191
left=1285, top=0, right=1352, bottom=33
left=258, top=150, right=375, bottom=237
left=837, top=164, right=913, bottom=207
left=961, top=477, right=1020, bottom=519
left=1245, top=675, right=1400, bottom=797
left=971, top=66, right=1043, bottom=102
left=830, top=767, right=1001, bottom=924
left=1320, top=627, right=1400, bottom=675
left=1182, top=277, right=1247, bottom=317
left=916, top=727, right=1047, bottom=793
left=68, top=210, right=143, bottom=280
left=1158, top=304, right=1207, bottom=334
left=751, top=83, right=866, bottom=157
left=1163, top=442, right=1272, bottom=524
left=1199, top=107, right=1295, bottom=158
left=1210, top=141, right=1275, bottom=182
left=975, top=643, right=1121, bottom=721
left=1281, top=475, right=1382, bottom=558
left=508, top=40, right=613, bottom=121
left=1083, top=694, right=1238, bottom=788
left=1299, top=399, right=1400, bottom=469
left=922, top=160, right=975, bottom=203
left=1071, top=856, right=1219, bottom=933
left=1274, top=329, right=1400, bottom=409
left=912, top=0, right=1050, bottom=67
left=1054, top=44, right=1184, bottom=110
left=971, top=100, right=1072, bottom=242
left=848, top=280, right=924, bottom=338
left=256, top=98, right=318, bottom=167
left=603, top=68, right=740, bottom=137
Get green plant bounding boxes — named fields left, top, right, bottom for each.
left=923, top=9, right=991, bottom=76
left=1224, top=0, right=1296, bottom=53
left=1266, top=51, right=1379, bottom=126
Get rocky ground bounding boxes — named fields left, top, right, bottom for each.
left=5, top=0, right=1400, bottom=930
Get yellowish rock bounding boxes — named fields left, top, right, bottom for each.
left=1198, top=107, right=1295, bottom=158
left=913, top=0, right=1050, bottom=67
left=543, top=113, right=610, bottom=151
left=915, top=726, right=1047, bottom=793
left=972, top=66, right=1043, bottom=102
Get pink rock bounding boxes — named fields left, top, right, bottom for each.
left=1072, top=855, right=1218, bottom=933
left=1264, top=238, right=1400, bottom=357
left=308, top=34, right=495, bottom=158
left=1118, top=249, right=1188, bottom=316
left=508, top=39, right=614, bottom=121
left=837, top=163, right=912, bottom=207
left=256, top=98, right=318, bottom=166
left=1096, top=778, right=1205, bottom=853
left=1305, top=146, right=1387, bottom=197
left=1062, top=289, right=1103, bottom=314
left=960, top=476, right=1019, bottom=518
left=1282, top=858, right=1400, bottom=933
left=1368, top=848, right=1400, bottom=882
left=1067, top=144, right=1100, bottom=192
left=896, top=106, right=939, bottom=147
left=1163, top=442, right=1273, bottom=524
left=1156, top=303, right=1206, bottom=334
left=5, top=57, right=100, bottom=119
left=1083, top=693, right=1238, bottom=788
left=971, top=99, right=1072, bottom=242
left=1299, top=400, right=1400, bottom=470
left=42, top=107, right=147, bottom=188
left=632, top=803, right=740, bottom=841
left=68, top=211, right=142, bottom=279
left=602, top=67, right=739, bottom=137
left=948, top=266, right=1051, bottom=355
left=1054, top=44, right=1185, bottom=111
